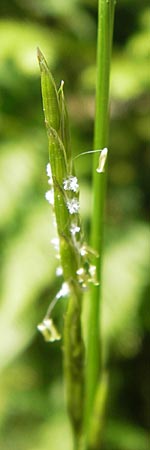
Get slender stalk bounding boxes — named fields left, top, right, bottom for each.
left=63, top=283, right=84, bottom=450
left=88, top=371, right=109, bottom=449
left=85, top=0, right=116, bottom=437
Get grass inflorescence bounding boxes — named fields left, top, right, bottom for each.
left=37, top=47, right=98, bottom=448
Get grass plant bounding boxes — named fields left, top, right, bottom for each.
left=37, top=1, right=116, bottom=449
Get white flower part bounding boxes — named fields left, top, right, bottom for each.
left=52, top=214, right=57, bottom=229
left=76, top=267, right=87, bottom=288
left=63, top=176, right=79, bottom=193
left=66, top=198, right=80, bottom=214
left=37, top=318, right=61, bottom=342
left=56, top=266, right=63, bottom=276
left=96, top=147, right=108, bottom=173
left=60, top=79, right=64, bottom=88
left=51, top=237, right=60, bottom=252
left=70, top=224, right=80, bottom=236
left=46, top=163, right=53, bottom=185
left=45, top=189, right=54, bottom=205
left=88, top=264, right=99, bottom=285
left=80, top=246, right=87, bottom=256
left=76, top=267, right=84, bottom=276
left=56, top=282, right=69, bottom=299
left=89, top=264, right=96, bottom=277
left=46, top=162, right=52, bottom=178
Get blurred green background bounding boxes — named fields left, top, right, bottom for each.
left=0, top=1, right=149, bottom=449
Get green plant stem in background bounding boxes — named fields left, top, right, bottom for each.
left=88, top=371, right=109, bottom=449
left=85, top=0, right=116, bottom=439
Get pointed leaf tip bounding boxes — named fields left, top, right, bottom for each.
left=38, top=50, right=60, bottom=131
left=37, top=46, right=43, bottom=64
left=37, top=47, right=49, bottom=73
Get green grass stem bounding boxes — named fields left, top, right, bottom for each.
left=85, top=0, right=116, bottom=443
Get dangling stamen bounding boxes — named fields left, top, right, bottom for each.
left=37, top=282, right=69, bottom=342
left=37, top=318, right=61, bottom=342
left=96, top=147, right=108, bottom=173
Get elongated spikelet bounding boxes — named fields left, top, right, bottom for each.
left=37, top=49, right=100, bottom=442
left=37, top=47, right=60, bottom=131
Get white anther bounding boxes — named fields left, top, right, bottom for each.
left=37, top=318, right=61, bottom=342
left=46, top=162, right=52, bottom=178
left=96, top=147, right=108, bottom=173
left=56, top=266, right=63, bottom=276
left=56, top=282, right=69, bottom=299
left=88, top=264, right=99, bottom=285
left=80, top=246, right=87, bottom=256
left=76, top=267, right=88, bottom=288
left=89, top=264, right=96, bottom=277
left=60, top=80, right=64, bottom=88
left=51, top=237, right=60, bottom=251
left=76, top=268, right=84, bottom=276
left=70, top=224, right=80, bottom=235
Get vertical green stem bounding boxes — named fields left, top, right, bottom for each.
left=85, top=0, right=116, bottom=437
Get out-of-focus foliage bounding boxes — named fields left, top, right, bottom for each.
left=81, top=7, right=150, bottom=99
left=0, top=0, right=149, bottom=449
